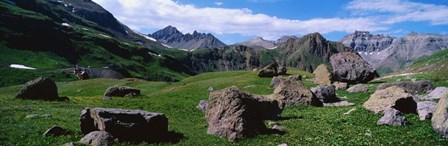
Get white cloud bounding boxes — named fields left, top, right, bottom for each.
left=93, top=0, right=386, bottom=40
left=347, top=0, right=448, bottom=25
left=214, top=2, right=223, bottom=6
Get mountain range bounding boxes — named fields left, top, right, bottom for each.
left=151, top=25, right=226, bottom=51
left=234, top=35, right=298, bottom=49
left=341, top=31, right=448, bottom=73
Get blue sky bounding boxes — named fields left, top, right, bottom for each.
left=93, top=0, right=448, bottom=44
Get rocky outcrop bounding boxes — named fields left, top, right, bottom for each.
left=15, top=76, right=68, bottom=101
left=377, top=107, right=409, bottom=126
left=270, top=75, right=301, bottom=88
left=205, top=86, right=282, bottom=141
left=432, top=93, right=448, bottom=138
left=80, top=131, right=114, bottom=146
left=312, top=64, right=333, bottom=86
left=271, top=80, right=323, bottom=107
left=330, top=52, right=378, bottom=83
left=347, top=84, right=369, bottom=93
left=417, top=101, right=437, bottom=121
left=152, top=25, right=226, bottom=51
left=80, top=108, right=168, bottom=142
left=310, top=85, right=338, bottom=103
left=376, top=80, right=434, bottom=94
left=363, top=86, right=417, bottom=114
left=104, top=86, right=141, bottom=97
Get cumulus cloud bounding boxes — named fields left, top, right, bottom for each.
left=347, top=0, right=448, bottom=25
left=93, top=0, right=387, bottom=40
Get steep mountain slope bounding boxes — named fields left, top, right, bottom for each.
left=277, top=33, right=354, bottom=72
left=0, top=0, right=193, bottom=84
left=152, top=26, right=226, bottom=51
left=235, top=35, right=299, bottom=49
left=394, top=48, right=448, bottom=74
left=341, top=31, right=448, bottom=74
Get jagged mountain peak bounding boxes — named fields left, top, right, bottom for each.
left=152, top=25, right=226, bottom=50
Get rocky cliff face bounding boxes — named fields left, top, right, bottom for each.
left=152, top=26, right=226, bottom=51
left=340, top=31, right=394, bottom=52
left=341, top=31, right=448, bottom=74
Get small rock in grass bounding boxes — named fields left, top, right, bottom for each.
left=278, top=143, right=288, bottom=146
left=208, top=87, right=214, bottom=92
left=42, top=114, right=52, bottom=118
left=365, top=129, right=372, bottom=137
left=25, top=114, right=39, bottom=119
left=196, top=100, right=207, bottom=112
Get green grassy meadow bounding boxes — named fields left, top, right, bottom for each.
left=0, top=68, right=447, bottom=145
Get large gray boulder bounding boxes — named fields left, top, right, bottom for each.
left=422, top=87, right=448, bottom=100
left=347, top=84, right=369, bottom=93
left=310, top=85, right=338, bottom=103
left=80, top=108, right=168, bottom=142
left=417, top=101, right=437, bottom=121
left=330, top=52, right=378, bottom=83
left=377, top=107, right=409, bottom=126
left=432, top=93, right=448, bottom=138
left=206, top=86, right=282, bottom=141
left=15, top=76, right=68, bottom=101
left=270, top=80, right=323, bottom=108
left=363, top=86, right=417, bottom=114
left=377, top=80, right=434, bottom=94
left=104, top=86, right=141, bottom=97
left=80, top=131, right=114, bottom=146
left=270, top=75, right=301, bottom=89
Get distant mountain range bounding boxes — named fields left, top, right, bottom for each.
left=151, top=26, right=226, bottom=51
left=341, top=31, right=448, bottom=74
left=235, top=35, right=298, bottom=49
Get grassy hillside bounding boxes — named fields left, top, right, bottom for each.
left=1, top=68, right=447, bottom=145
left=0, top=1, right=194, bottom=86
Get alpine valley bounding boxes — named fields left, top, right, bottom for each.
left=1, top=0, right=448, bottom=146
